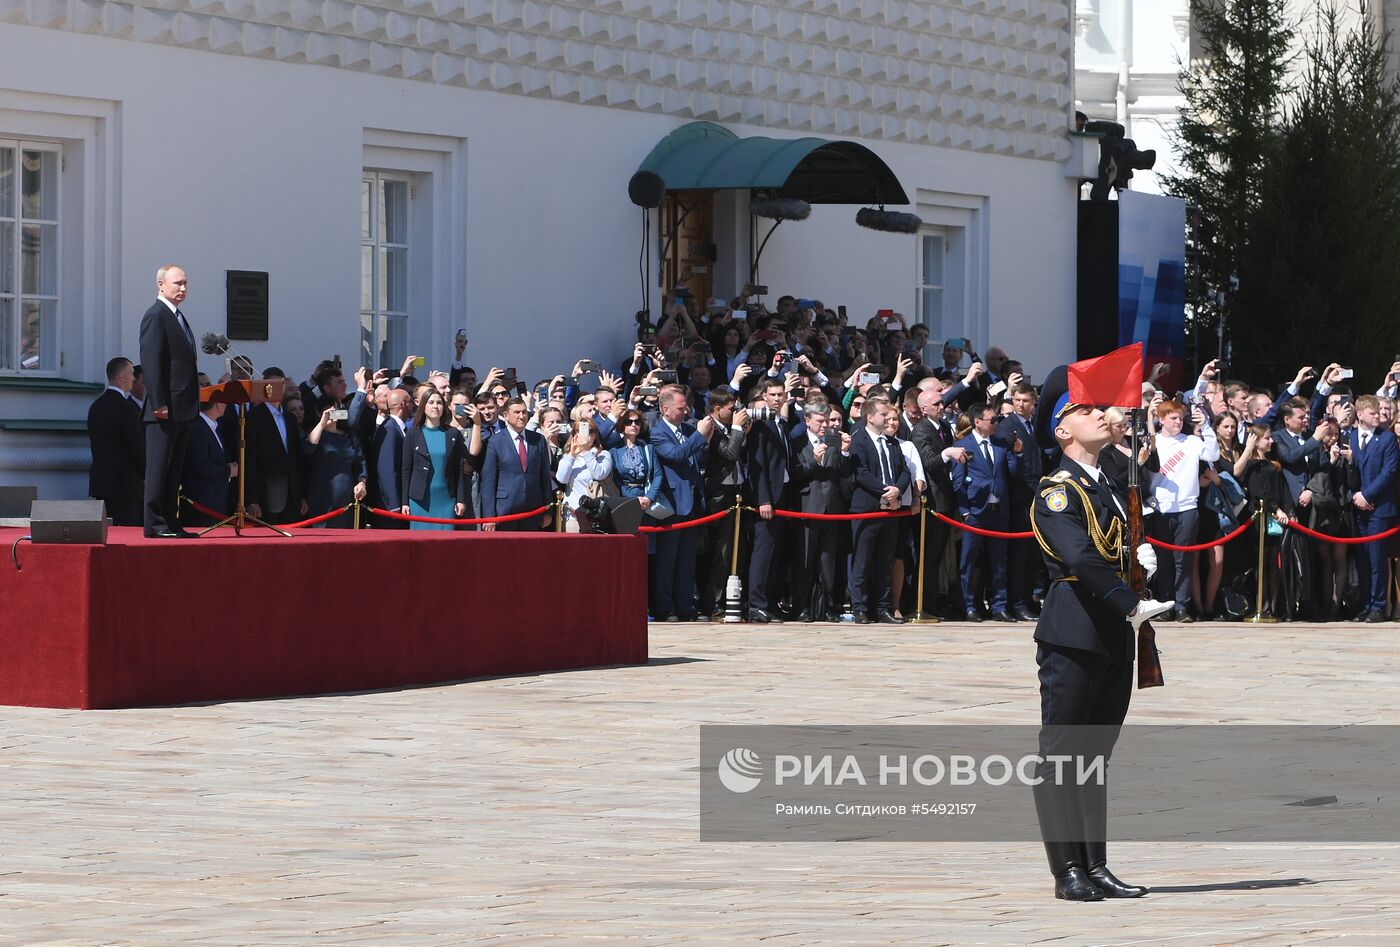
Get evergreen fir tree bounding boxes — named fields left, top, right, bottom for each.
left=1243, top=5, right=1400, bottom=383
left=1163, top=0, right=1293, bottom=368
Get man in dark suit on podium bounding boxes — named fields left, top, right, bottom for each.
left=480, top=398, right=553, bottom=532
left=87, top=356, right=146, bottom=526
left=139, top=264, right=200, bottom=537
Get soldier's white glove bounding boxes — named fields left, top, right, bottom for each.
left=1136, top=543, right=1157, bottom=581
left=1129, top=599, right=1173, bottom=631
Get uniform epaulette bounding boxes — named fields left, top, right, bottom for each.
left=1039, top=470, right=1072, bottom=489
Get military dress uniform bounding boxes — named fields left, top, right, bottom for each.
left=1028, top=454, right=1148, bottom=900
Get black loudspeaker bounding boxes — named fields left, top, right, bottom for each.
left=627, top=170, right=666, bottom=209
left=0, top=486, right=37, bottom=526
left=606, top=496, right=645, bottom=536
left=29, top=500, right=109, bottom=545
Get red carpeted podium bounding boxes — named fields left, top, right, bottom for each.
left=0, top=527, right=649, bottom=709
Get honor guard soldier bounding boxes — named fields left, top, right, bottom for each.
left=1028, top=380, right=1172, bottom=901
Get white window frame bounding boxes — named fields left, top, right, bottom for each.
left=914, top=189, right=988, bottom=357
left=0, top=138, right=62, bottom=376
left=361, top=170, right=413, bottom=371
left=916, top=228, right=947, bottom=344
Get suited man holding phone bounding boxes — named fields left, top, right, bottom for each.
left=138, top=264, right=200, bottom=537
left=953, top=401, right=1021, bottom=621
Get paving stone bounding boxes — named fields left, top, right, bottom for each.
left=0, top=620, right=1397, bottom=943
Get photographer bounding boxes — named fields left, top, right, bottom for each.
left=1233, top=424, right=1294, bottom=618
left=303, top=394, right=367, bottom=528
left=556, top=419, right=614, bottom=533
left=1303, top=418, right=1354, bottom=619
left=696, top=390, right=748, bottom=619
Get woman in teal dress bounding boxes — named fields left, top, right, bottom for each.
left=400, top=389, right=468, bottom=531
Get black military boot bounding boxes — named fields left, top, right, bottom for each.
left=1044, top=840, right=1104, bottom=901
left=1084, top=840, right=1147, bottom=898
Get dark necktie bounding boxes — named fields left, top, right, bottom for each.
left=517, top=433, right=528, bottom=471
left=176, top=309, right=193, bottom=345
left=879, top=436, right=893, bottom=485
left=982, top=439, right=993, bottom=469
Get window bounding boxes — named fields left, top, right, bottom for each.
left=0, top=141, right=60, bottom=373
left=360, top=172, right=411, bottom=370
left=917, top=230, right=945, bottom=341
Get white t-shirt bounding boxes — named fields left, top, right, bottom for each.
left=1150, top=429, right=1220, bottom=513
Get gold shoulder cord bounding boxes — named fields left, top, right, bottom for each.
left=1030, top=479, right=1123, bottom=566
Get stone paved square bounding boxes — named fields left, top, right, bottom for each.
left=2, top=619, right=1398, bottom=944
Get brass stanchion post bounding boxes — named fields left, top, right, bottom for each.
left=352, top=500, right=362, bottom=530
left=555, top=490, right=566, bottom=533
left=1244, top=499, right=1279, bottom=624
left=723, top=493, right=745, bottom=623
left=910, top=506, right=939, bottom=624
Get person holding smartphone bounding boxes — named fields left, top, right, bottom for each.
left=556, top=419, right=614, bottom=532
left=303, top=394, right=368, bottom=528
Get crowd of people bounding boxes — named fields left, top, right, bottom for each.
left=86, top=287, right=1400, bottom=623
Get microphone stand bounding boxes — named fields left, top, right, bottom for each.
left=197, top=337, right=292, bottom=538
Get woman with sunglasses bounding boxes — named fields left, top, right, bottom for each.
left=609, top=410, right=662, bottom=514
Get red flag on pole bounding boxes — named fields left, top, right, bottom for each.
left=1068, top=343, right=1143, bottom=408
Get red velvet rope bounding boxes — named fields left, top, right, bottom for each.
left=367, top=505, right=552, bottom=526
left=637, top=508, right=734, bottom=533
left=772, top=508, right=914, bottom=521
left=1286, top=520, right=1400, bottom=545
left=183, top=497, right=349, bottom=529
left=931, top=511, right=1035, bottom=539
left=1146, top=519, right=1252, bottom=552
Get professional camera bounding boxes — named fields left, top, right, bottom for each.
left=576, top=495, right=613, bottom=533
left=576, top=495, right=644, bottom=535
left=751, top=405, right=775, bottom=422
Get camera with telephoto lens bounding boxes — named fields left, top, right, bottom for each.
left=751, top=405, right=775, bottom=422
left=576, top=495, right=615, bottom=534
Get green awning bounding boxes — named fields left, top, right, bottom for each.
left=636, top=122, right=909, bottom=205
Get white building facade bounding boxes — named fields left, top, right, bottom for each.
left=1, top=0, right=1083, bottom=498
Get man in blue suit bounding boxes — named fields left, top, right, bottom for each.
left=1348, top=395, right=1398, bottom=621
left=480, top=398, right=554, bottom=532
left=953, top=401, right=1021, bottom=621
left=650, top=387, right=714, bottom=621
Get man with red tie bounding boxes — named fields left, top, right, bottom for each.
left=479, top=398, right=553, bottom=532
